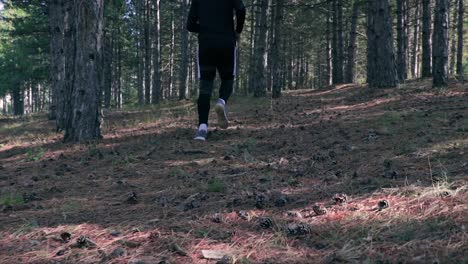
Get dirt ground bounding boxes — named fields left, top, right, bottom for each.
left=0, top=80, right=467, bottom=264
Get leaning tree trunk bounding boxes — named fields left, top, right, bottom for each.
left=48, top=0, right=65, bottom=122
left=422, top=0, right=432, bottom=78
left=345, top=0, right=359, bottom=83
left=179, top=0, right=189, bottom=100
left=396, top=0, right=408, bottom=81
left=432, top=0, right=449, bottom=88
left=271, top=0, right=284, bottom=98
left=455, top=0, right=464, bottom=80
left=63, top=0, right=104, bottom=143
left=366, top=0, right=399, bottom=88
left=252, top=0, right=268, bottom=97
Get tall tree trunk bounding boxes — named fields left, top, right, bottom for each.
left=326, top=3, right=332, bottom=87
left=137, top=0, right=144, bottom=105
left=144, top=0, right=151, bottom=104
left=367, top=0, right=399, bottom=88
left=332, top=0, right=344, bottom=84
left=411, top=0, right=420, bottom=78
left=49, top=0, right=65, bottom=121
left=152, top=0, right=161, bottom=103
left=272, top=0, right=284, bottom=98
left=422, top=0, right=432, bottom=78
left=455, top=0, right=464, bottom=80
left=336, top=0, right=344, bottom=84
left=103, top=29, right=112, bottom=108
left=64, top=0, right=104, bottom=143
left=432, top=0, right=449, bottom=88
left=12, top=88, right=24, bottom=116
left=179, top=0, right=189, bottom=100
left=253, top=0, right=268, bottom=97
left=266, top=0, right=275, bottom=92
left=345, top=0, right=359, bottom=83
left=449, top=2, right=458, bottom=76
left=169, top=11, right=175, bottom=98
left=397, top=0, right=409, bottom=82
left=116, top=27, right=122, bottom=108
left=248, top=0, right=257, bottom=95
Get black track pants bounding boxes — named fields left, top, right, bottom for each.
left=197, top=46, right=237, bottom=126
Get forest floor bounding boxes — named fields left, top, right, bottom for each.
left=0, top=79, right=467, bottom=264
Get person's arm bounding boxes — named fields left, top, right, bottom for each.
left=233, top=0, right=246, bottom=34
left=187, top=0, right=200, bottom=33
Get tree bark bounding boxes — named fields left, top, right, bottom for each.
left=272, top=0, right=284, bottom=98
left=103, top=29, right=112, bottom=108
left=49, top=0, right=65, bottom=121
left=336, top=0, right=344, bottom=84
left=422, top=0, right=432, bottom=78
left=455, top=0, right=464, bottom=79
left=449, top=1, right=458, bottom=76
left=253, top=0, right=268, bottom=97
left=144, top=0, right=151, bottom=104
left=248, top=0, right=257, bottom=95
left=179, top=0, right=189, bottom=100
left=397, top=0, right=408, bottom=81
left=12, top=88, right=24, bottom=116
left=345, top=0, right=359, bottom=83
left=63, top=0, right=104, bottom=143
left=326, top=3, right=332, bottom=87
left=366, top=0, right=399, bottom=88
left=411, top=0, right=420, bottom=78
left=136, top=0, right=145, bottom=104
left=152, top=0, right=161, bottom=103
left=432, top=0, right=449, bottom=88
left=169, top=11, right=175, bottom=98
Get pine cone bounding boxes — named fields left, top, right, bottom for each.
left=216, top=255, right=233, bottom=264
left=377, top=200, right=389, bottom=210
left=312, top=204, right=327, bottom=215
left=258, top=217, right=274, bottom=229
left=255, top=194, right=268, bottom=209
left=284, top=223, right=312, bottom=236
left=333, top=193, right=348, bottom=204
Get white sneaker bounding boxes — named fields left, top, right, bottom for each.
left=214, top=99, right=229, bottom=129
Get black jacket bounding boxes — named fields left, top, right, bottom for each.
left=187, top=0, right=246, bottom=48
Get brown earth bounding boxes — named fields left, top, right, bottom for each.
left=0, top=80, right=467, bottom=264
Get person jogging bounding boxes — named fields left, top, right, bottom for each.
left=187, top=0, right=246, bottom=141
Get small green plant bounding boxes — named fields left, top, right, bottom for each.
left=112, top=154, right=137, bottom=166
left=169, top=168, right=190, bottom=179
left=25, top=147, right=46, bottom=162
left=206, top=178, right=226, bottom=193
left=194, top=228, right=211, bottom=238
left=239, top=257, right=251, bottom=264
left=229, top=138, right=257, bottom=156
left=0, top=192, right=25, bottom=207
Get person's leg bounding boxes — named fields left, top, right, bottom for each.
left=214, top=46, right=236, bottom=129
left=217, top=46, right=236, bottom=102
left=195, top=46, right=216, bottom=140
